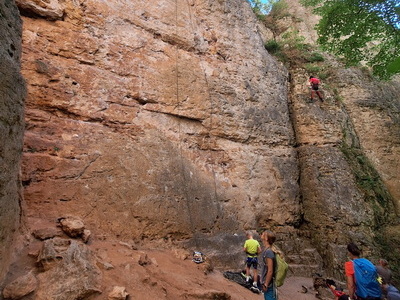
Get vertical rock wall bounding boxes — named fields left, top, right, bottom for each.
left=19, top=0, right=300, bottom=265
left=15, top=0, right=400, bottom=278
left=283, top=0, right=400, bottom=278
left=0, top=0, right=25, bottom=282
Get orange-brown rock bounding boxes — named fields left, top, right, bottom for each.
left=2, top=271, right=37, bottom=299
left=0, top=1, right=398, bottom=297
left=36, top=238, right=102, bottom=299
left=19, top=0, right=299, bottom=265
left=274, top=0, right=400, bottom=278
left=108, top=286, right=129, bottom=300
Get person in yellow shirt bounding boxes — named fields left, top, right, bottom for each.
left=243, top=231, right=262, bottom=287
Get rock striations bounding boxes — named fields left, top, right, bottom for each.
left=20, top=0, right=299, bottom=256
left=0, top=0, right=399, bottom=298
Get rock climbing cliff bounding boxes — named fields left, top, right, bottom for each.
left=262, top=0, right=400, bottom=279
left=1, top=0, right=399, bottom=298
left=20, top=0, right=300, bottom=257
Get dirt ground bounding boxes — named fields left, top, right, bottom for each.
left=89, top=239, right=321, bottom=300
left=4, top=236, right=323, bottom=300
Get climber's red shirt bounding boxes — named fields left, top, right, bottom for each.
left=309, top=77, right=320, bottom=85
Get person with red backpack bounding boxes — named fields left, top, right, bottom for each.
left=309, top=76, right=324, bottom=102
left=344, top=243, right=381, bottom=300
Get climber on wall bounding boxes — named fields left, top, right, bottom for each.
left=309, top=76, right=324, bottom=102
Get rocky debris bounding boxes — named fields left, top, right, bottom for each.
left=16, top=0, right=64, bottom=20
left=173, top=248, right=190, bottom=260
left=32, top=227, right=63, bottom=240
left=198, top=260, right=214, bottom=275
left=182, top=290, right=231, bottom=300
left=312, top=276, right=348, bottom=300
left=36, top=238, right=71, bottom=271
left=118, top=241, right=137, bottom=250
left=58, top=216, right=85, bottom=238
left=98, top=261, right=115, bottom=270
left=138, top=253, right=152, bottom=266
left=108, top=286, right=129, bottom=300
left=2, top=271, right=37, bottom=299
left=82, top=229, right=91, bottom=243
left=35, top=238, right=102, bottom=299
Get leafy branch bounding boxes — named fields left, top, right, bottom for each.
left=301, top=0, right=400, bottom=79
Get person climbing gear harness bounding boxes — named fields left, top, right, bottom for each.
left=309, top=76, right=324, bottom=102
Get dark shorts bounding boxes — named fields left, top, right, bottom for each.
left=246, top=256, right=258, bottom=269
left=311, top=84, right=319, bottom=91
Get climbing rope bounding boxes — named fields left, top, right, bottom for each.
left=174, top=0, right=199, bottom=248
left=185, top=0, right=221, bottom=215
left=173, top=0, right=224, bottom=247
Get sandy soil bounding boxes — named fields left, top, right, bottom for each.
left=89, top=239, right=321, bottom=300
left=5, top=236, right=322, bottom=300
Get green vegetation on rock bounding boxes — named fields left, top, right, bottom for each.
left=340, top=141, right=394, bottom=226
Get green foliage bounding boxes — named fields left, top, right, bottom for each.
left=306, top=52, right=325, bottom=62
left=264, top=40, right=281, bottom=53
left=281, top=30, right=309, bottom=51
left=304, top=63, right=331, bottom=79
left=248, top=0, right=290, bottom=16
left=301, top=0, right=400, bottom=79
left=304, top=63, right=322, bottom=74
left=387, top=56, right=400, bottom=74
left=269, top=0, right=290, bottom=17
left=252, top=0, right=331, bottom=80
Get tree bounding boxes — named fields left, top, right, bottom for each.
left=301, top=0, right=400, bottom=79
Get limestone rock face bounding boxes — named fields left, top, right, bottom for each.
left=0, top=0, right=25, bottom=282
left=282, top=0, right=400, bottom=278
left=336, top=69, right=400, bottom=212
left=15, top=0, right=400, bottom=282
left=285, top=0, right=400, bottom=214
left=20, top=0, right=299, bottom=257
